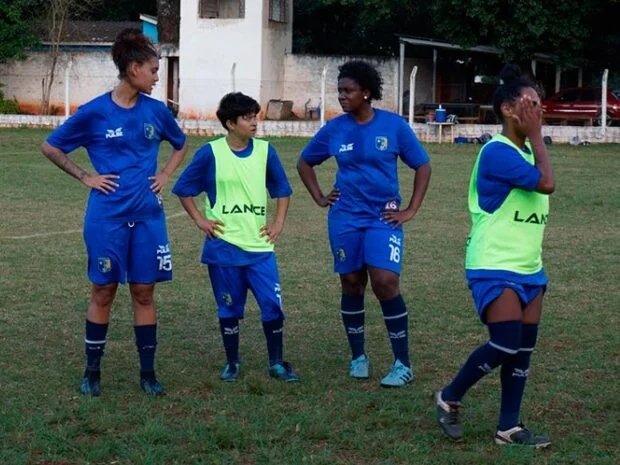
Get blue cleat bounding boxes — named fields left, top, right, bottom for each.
left=220, top=362, right=240, bottom=382
left=140, top=373, right=166, bottom=396
left=79, top=369, right=101, bottom=397
left=380, top=359, right=413, bottom=387
left=268, top=361, right=300, bottom=382
left=349, top=354, right=370, bottom=379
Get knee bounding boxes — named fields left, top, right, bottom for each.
left=340, top=276, right=366, bottom=295
left=370, top=277, right=400, bottom=301
left=131, top=287, right=155, bottom=308
left=91, top=284, right=117, bottom=309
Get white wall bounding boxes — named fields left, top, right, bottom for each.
left=0, top=49, right=117, bottom=114
left=178, top=0, right=293, bottom=119
left=281, top=54, right=401, bottom=118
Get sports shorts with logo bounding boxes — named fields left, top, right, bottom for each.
left=84, top=216, right=172, bottom=285
left=207, top=253, right=284, bottom=321
left=328, top=211, right=404, bottom=275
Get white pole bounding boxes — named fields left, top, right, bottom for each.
left=320, top=65, right=327, bottom=126
left=64, top=58, right=72, bottom=117
left=601, top=69, right=609, bottom=135
left=398, top=41, right=405, bottom=115
left=408, top=65, right=418, bottom=127
left=231, top=62, right=236, bottom=92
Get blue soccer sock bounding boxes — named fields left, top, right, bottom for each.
left=380, top=294, right=410, bottom=367
left=262, top=317, right=284, bottom=366
left=134, top=324, right=157, bottom=374
left=219, top=317, right=240, bottom=364
left=340, top=294, right=365, bottom=359
left=85, top=320, right=108, bottom=370
left=442, top=320, right=523, bottom=403
left=498, top=324, right=539, bottom=430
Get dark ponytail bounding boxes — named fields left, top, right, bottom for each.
left=111, top=28, right=158, bottom=79
left=492, top=64, right=536, bottom=121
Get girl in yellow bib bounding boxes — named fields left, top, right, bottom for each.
left=435, top=65, right=555, bottom=447
left=173, top=93, right=299, bottom=382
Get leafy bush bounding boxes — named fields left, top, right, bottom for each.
left=0, top=85, right=20, bottom=114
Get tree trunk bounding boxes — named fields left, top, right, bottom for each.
left=157, top=0, right=180, bottom=45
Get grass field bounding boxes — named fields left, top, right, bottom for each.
left=0, top=128, right=618, bottom=465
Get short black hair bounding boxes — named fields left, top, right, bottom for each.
left=216, top=92, right=261, bottom=130
left=492, top=64, right=537, bottom=121
left=337, top=60, right=383, bottom=101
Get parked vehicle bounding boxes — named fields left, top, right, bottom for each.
left=541, top=87, right=620, bottom=125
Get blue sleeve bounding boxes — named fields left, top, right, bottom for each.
left=479, top=143, right=541, bottom=191
left=300, top=122, right=332, bottom=166
left=396, top=118, right=430, bottom=169
left=476, top=143, right=542, bottom=213
left=172, top=144, right=216, bottom=206
left=157, top=103, right=186, bottom=150
left=266, top=144, right=292, bottom=198
left=46, top=106, right=93, bottom=153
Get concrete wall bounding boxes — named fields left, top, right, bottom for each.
left=0, top=49, right=117, bottom=114
left=4, top=113, right=618, bottom=144
left=281, top=54, right=400, bottom=119
left=178, top=0, right=293, bottom=119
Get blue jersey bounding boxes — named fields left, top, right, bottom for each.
left=466, top=139, right=546, bottom=285
left=172, top=138, right=292, bottom=266
left=46, top=92, right=186, bottom=223
left=301, top=109, right=429, bottom=220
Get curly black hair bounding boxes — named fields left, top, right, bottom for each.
left=337, top=60, right=383, bottom=101
left=216, top=92, right=261, bottom=131
left=492, top=64, right=537, bottom=121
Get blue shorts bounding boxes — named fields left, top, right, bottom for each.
left=207, top=253, right=284, bottom=321
left=328, top=215, right=404, bottom=275
left=468, top=279, right=546, bottom=322
left=84, top=217, right=172, bottom=285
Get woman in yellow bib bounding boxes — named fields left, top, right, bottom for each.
left=435, top=65, right=555, bottom=447
left=173, top=93, right=299, bottom=382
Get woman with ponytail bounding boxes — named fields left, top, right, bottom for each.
left=435, top=64, right=555, bottom=447
left=41, top=28, right=188, bottom=397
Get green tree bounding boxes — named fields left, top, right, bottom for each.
left=430, top=0, right=615, bottom=69
left=293, top=0, right=432, bottom=56
left=0, top=0, right=39, bottom=62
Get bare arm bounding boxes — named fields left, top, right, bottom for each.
left=177, top=195, right=224, bottom=239
left=150, top=139, right=190, bottom=193
left=382, top=162, right=432, bottom=226
left=40, top=141, right=119, bottom=193
left=296, top=157, right=340, bottom=207
left=261, top=196, right=290, bottom=243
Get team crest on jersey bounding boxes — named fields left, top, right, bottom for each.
left=337, top=248, right=346, bottom=262
left=375, top=136, right=388, bottom=151
left=97, top=257, right=112, bottom=273
left=144, top=123, right=156, bottom=140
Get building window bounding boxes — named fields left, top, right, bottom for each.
left=269, top=0, right=287, bottom=23
left=199, top=0, right=245, bottom=19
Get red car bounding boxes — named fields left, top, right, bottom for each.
left=542, top=87, right=620, bottom=125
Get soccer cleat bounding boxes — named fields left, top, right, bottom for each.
left=268, top=361, right=300, bottom=382
left=79, top=369, right=101, bottom=397
left=349, top=354, right=370, bottom=379
left=139, top=374, right=166, bottom=396
left=380, top=359, right=413, bottom=387
left=220, top=362, right=240, bottom=382
left=435, top=390, right=463, bottom=441
left=494, top=424, right=551, bottom=448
